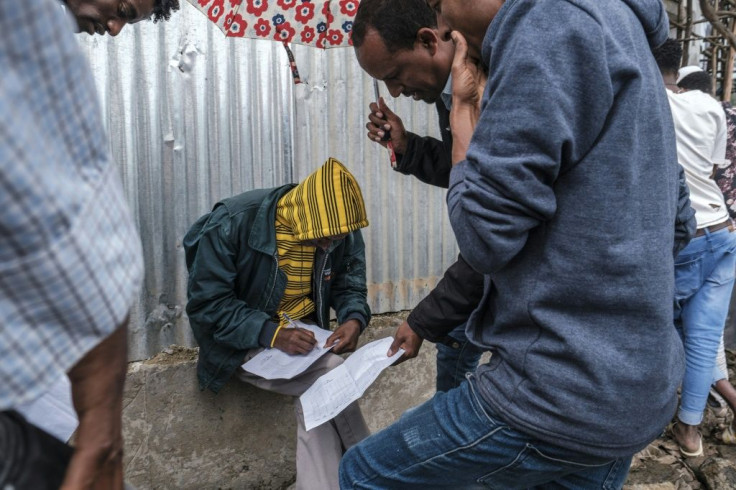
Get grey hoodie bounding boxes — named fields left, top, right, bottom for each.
left=448, top=0, right=685, bottom=458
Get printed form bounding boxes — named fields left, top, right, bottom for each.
left=300, top=337, right=404, bottom=431
left=241, top=321, right=334, bottom=380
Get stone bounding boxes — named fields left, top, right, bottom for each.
left=696, top=457, right=736, bottom=490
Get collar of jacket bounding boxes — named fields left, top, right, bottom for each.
left=247, top=184, right=296, bottom=255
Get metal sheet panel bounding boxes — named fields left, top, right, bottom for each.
left=77, top=4, right=458, bottom=360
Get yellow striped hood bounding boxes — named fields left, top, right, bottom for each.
left=278, top=158, right=369, bottom=241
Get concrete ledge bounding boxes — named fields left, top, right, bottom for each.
left=122, top=313, right=437, bottom=489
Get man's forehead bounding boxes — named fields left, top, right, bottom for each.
left=356, top=29, right=394, bottom=71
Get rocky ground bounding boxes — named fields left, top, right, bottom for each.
left=625, top=350, right=736, bottom=489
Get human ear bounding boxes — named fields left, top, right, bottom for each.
left=416, top=27, right=439, bottom=54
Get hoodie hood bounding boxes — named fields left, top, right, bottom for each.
left=621, top=0, right=670, bottom=48
left=277, top=158, right=369, bottom=241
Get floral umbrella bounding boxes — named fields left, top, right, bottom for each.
left=189, top=0, right=359, bottom=48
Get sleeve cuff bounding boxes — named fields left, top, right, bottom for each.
left=448, top=160, right=467, bottom=192
left=343, top=313, right=367, bottom=332
left=393, top=132, right=420, bottom=175
left=258, top=321, right=280, bottom=348
left=715, top=158, right=731, bottom=169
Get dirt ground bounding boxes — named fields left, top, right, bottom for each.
left=625, top=350, right=736, bottom=489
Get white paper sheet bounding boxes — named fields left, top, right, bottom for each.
left=16, top=374, right=78, bottom=442
left=241, top=321, right=334, bottom=380
left=300, top=337, right=403, bottom=431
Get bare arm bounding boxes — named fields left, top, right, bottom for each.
left=61, top=320, right=129, bottom=490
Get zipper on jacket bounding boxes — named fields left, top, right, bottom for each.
left=265, top=252, right=279, bottom=310
left=314, top=251, right=328, bottom=328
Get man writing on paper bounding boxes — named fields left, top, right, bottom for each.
left=184, top=158, right=371, bottom=490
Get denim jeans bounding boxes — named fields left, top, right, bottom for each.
left=339, top=375, right=632, bottom=489
left=674, top=226, right=736, bottom=425
left=435, top=323, right=485, bottom=392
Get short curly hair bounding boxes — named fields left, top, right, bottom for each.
left=652, top=38, right=682, bottom=76
left=678, top=71, right=713, bottom=95
left=152, top=0, right=180, bottom=23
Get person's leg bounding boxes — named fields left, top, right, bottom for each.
left=339, top=375, right=627, bottom=490
left=714, top=334, right=729, bottom=383
left=710, top=337, right=736, bottom=444
left=527, top=455, right=632, bottom=490
left=714, top=378, right=736, bottom=416
left=676, top=230, right=736, bottom=454
left=435, top=323, right=484, bottom=392
left=711, top=335, right=736, bottom=413
left=238, top=351, right=369, bottom=490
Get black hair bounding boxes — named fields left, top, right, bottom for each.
left=152, top=0, right=180, bottom=23
left=352, top=0, right=437, bottom=52
left=652, top=38, right=682, bottom=75
left=678, top=71, right=713, bottom=95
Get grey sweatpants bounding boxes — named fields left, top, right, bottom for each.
left=236, top=350, right=369, bottom=490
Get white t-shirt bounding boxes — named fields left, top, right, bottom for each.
left=667, top=89, right=730, bottom=228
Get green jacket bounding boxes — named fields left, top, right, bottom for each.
left=184, top=185, right=370, bottom=393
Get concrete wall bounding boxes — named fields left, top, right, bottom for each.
left=122, top=313, right=438, bottom=489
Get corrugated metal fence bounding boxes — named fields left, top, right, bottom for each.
left=77, top=3, right=458, bottom=360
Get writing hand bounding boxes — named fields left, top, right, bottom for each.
left=273, top=328, right=317, bottom=355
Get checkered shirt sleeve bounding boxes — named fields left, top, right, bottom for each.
left=0, top=0, right=144, bottom=409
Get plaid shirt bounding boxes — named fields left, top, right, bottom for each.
left=0, top=0, right=143, bottom=409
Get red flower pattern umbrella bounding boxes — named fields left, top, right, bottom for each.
left=189, top=0, right=359, bottom=49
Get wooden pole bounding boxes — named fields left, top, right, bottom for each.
left=684, top=0, right=693, bottom=65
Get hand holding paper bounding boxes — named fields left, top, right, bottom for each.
left=325, top=319, right=361, bottom=354
left=300, top=337, right=404, bottom=431
left=387, top=320, right=424, bottom=366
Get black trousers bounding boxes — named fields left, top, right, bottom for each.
left=0, top=410, right=72, bottom=489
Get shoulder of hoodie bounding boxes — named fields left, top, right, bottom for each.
left=199, top=184, right=296, bottom=234
left=489, top=0, right=662, bottom=43
left=218, top=185, right=294, bottom=215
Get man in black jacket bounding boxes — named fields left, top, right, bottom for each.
left=353, top=0, right=484, bottom=391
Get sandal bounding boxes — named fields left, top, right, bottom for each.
left=722, top=425, right=736, bottom=445
left=672, top=422, right=704, bottom=457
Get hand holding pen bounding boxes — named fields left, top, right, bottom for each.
left=272, top=313, right=317, bottom=355
left=366, top=97, right=409, bottom=156
left=372, top=79, right=398, bottom=168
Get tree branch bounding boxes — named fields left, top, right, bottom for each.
left=700, top=0, right=736, bottom=51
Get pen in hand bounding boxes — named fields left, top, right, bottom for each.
left=282, top=312, right=298, bottom=329
left=276, top=313, right=317, bottom=354
left=372, top=79, right=397, bottom=168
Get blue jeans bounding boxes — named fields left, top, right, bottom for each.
left=674, top=226, right=736, bottom=425
left=435, top=323, right=484, bottom=392
left=339, top=375, right=632, bottom=489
